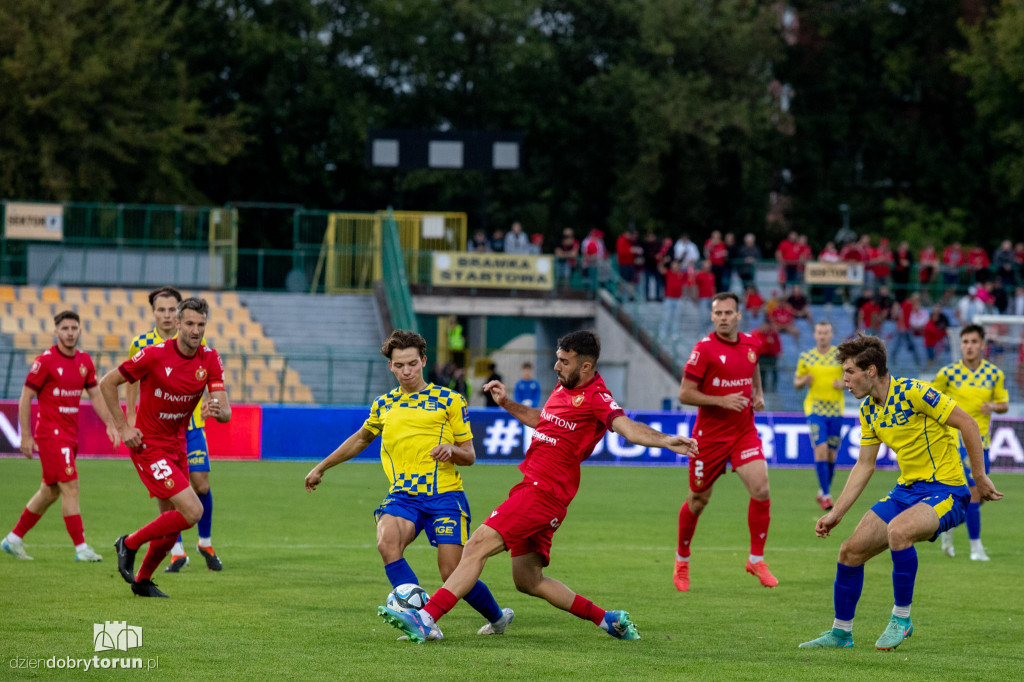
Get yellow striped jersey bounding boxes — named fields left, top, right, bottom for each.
left=859, top=376, right=966, bottom=487
left=795, top=345, right=844, bottom=417
left=363, top=383, right=471, bottom=496
left=129, top=329, right=208, bottom=430
left=931, top=360, right=1007, bottom=449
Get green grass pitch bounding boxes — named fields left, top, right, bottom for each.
left=1, top=458, right=1021, bottom=680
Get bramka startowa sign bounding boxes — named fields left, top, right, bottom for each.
left=431, top=252, right=554, bottom=290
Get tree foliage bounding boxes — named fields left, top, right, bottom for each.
left=0, top=0, right=246, bottom=203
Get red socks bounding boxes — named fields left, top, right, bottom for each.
left=569, top=595, right=606, bottom=626
left=12, top=509, right=41, bottom=539
left=748, top=498, right=771, bottom=556
left=126, top=511, right=191, bottom=550
left=677, top=503, right=699, bottom=558
left=136, top=534, right=177, bottom=582
left=63, top=514, right=85, bottom=545
left=422, top=587, right=459, bottom=623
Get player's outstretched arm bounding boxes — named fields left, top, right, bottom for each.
left=945, top=406, right=1003, bottom=502
left=751, top=364, right=764, bottom=411
left=99, top=369, right=142, bottom=449
left=484, top=380, right=541, bottom=427
left=610, top=415, right=698, bottom=456
left=85, top=385, right=121, bottom=449
left=815, top=443, right=880, bottom=538
left=304, top=428, right=377, bottom=492
left=17, top=386, right=37, bottom=458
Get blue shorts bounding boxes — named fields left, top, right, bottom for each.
left=957, top=441, right=990, bottom=487
left=374, top=490, right=471, bottom=547
left=186, top=428, right=210, bottom=473
left=871, top=481, right=970, bottom=541
left=807, top=414, right=843, bottom=450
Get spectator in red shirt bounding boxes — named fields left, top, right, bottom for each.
left=776, top=231, right=801, bottom=286
left=941, top=242, right=964, bottom=287
left=752, top=321, right=782, bottom=392
left=966, top=244, right=991, bottom=283
left=889, top=292, right=921, bottom=366
left=892, top=240, right=914, bottom=302
left=768, top=293, right=799, bottom=341
left=554, top=228, right=580, bottom=283
left=744, top=285, right=765, bottom=328
left=704, top=230, right=729, bottom=293
left=695, top=260, right=717, bottom=323
left=868, top=238, right=893, bottom=287
left=923, top=305, right=950, bottom=368
left=840, top=235, right=870, bottom=263
left=616, top=227, right=641, bottom=294
left=659, top=260, right=687, bottom=339
left=918, top=243, right=939, bottom=288
left=580, top=228, right=607, bottom=281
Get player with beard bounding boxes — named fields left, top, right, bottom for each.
left=674, top=292, right=777, bottom=592
left=379, top=330, right=698, bottom=643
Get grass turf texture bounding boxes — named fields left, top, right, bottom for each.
left=1, top=459, right=1022, bottom=681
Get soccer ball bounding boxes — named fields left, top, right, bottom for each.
left=386, top=583, right=430, bottom=613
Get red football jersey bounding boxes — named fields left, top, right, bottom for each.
left=24, top=346, right=97, bottom=442
left=520, top=372, right=625, bottom=505
left=684, top=333, right=761, bottom=443
left=118, top=341, right=225, bottom=453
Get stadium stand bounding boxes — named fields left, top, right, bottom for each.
left=0, top=286, right=327, bottom=405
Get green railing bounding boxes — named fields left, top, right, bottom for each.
left=380, top=208, right=418, bottom=333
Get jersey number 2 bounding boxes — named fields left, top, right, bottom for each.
left=149, top=460, right=173, bottom=481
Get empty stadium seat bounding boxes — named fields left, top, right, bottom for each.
left=0, top=285, right=15, bottom=303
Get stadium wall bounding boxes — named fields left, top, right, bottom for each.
left=2, top=401, right=1023, bottom=470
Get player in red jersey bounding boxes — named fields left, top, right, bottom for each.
left=674, top=291, right=777, bottom=591
left=2, top=311, right=120, bottom=563
left=99, top=297, right=231, bottom=598
left=380, top=330, right=698, bottom=642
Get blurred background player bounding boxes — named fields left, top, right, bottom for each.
left=676, top=293, right=777, bottom=592
left=2, top=311, right=120, bottom=562
left=931, top=324, right=1008, bottom=561
left=127, top=286, right=221, bottom=572
left=794, top=321, right=845, bottom=511
left=800, top=335, right=1001, bottom=651
left=102, top=297, right=231, bottom=598
left=513, top=362, right=541, bottom=407
left=380, top=330, right=698, bottom=643
left=304, top=330, right=513, bottom=638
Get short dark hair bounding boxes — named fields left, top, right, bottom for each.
left=522, top=362, right=533, bottom=369
left=54, top=310, right=80, bottom=326
left=381, top=329, right=427, bottom=359
left=711, top=292, right=740, bottom=308
left=149, top=286, right=182, bottom=307
left=960, top=324, right=985, bottom=340
left=836, top=333, right=888, bottom=376
left=177, top=297, right=210, bottom=320
left=557, top=330, right=601, bottom=363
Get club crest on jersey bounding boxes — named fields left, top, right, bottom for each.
left=196, top=368, right=208, bottom=381
left=923, top=387, right=940, bottom=407
left=65, top=465, right=74, bottom=476
left=572, top=394, right=585, bottom=407
left=164, top=479, right=175, bottom=489
left=747, top=350, right=756, bottom=363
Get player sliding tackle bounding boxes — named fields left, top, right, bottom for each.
left=380, top=330, right=698, bottom=643
left=799, top=334, right=1002, bottom=651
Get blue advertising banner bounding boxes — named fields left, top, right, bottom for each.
left=257, top=404, right=1024, bottom=470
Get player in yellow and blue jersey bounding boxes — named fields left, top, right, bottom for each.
left=799, top=334, right=1001, bottom=652
left=304, top=329, right=513, bottom=638
left=126, top=287, right=222, bottom=573
left=794, top=321, right=845, bottom=510
left=931, top=324, right=1008, bottom=561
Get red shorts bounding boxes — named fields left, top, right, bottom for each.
left=38, top=439, right=78, bottom=486
left=690, top=428, right=765, bottom=493
left=484, top=481, right=569, bottom=567
left=130, top=445, right=190, bottom=500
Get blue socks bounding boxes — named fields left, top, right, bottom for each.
left=464, top=580, right=503, bottom=623
left=827, top=461, right=836, bottom=486
left=197, top=490, right=214, bottom=539
left=834, top=563, right=864, bottom=621
left=966, top=502, right=981, bottom=540
left=384, top=558, right=419, bottom=588
left=891, top=547, right=917, bottom=608
left=815, top=462, right=831, bottom=496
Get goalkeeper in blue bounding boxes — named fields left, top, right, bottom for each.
left=799, top=334, right=1002, bottom=651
